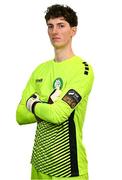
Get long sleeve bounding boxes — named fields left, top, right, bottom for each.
left=16, top=73, right=37, bottom=125
left=28, top=57, right=94, bottom=177
left=34, top=64, right=94, bottom=124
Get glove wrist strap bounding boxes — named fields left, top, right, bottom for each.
left=32, top=101, right=41, bottom=114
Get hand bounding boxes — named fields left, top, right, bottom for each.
left=50, top=87, right=61, bottom=102
left=48, top=87, right=61, bottom=104
left=26, top=93, right=41, bottom=113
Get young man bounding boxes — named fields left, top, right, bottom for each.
left=16, top=4, right=94, bottom=180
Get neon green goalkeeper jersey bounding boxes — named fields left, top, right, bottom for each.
left=16, top=56, right=94, bottom=177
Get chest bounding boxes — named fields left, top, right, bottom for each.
left=34, top=66, right=78, bottom=101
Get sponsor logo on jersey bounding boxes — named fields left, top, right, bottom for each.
left=53, top=78, right=63, bottom=90
left=35, top=78, right=43, bottom=83
left=62, top=89, right=82, bottom=108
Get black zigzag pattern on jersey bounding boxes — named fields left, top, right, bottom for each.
left=31, top=111, right=79, bottom=177
left=31, top=120, right=71, bottom=177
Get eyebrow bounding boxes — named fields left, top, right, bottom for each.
left=47, top=22, right=65, bottom=26
left=47, top=18, right=66, bottom=26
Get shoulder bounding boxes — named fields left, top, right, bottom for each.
left=32, top=59, right=53, bottom=75
left=35, top=59, right=53, bottom=69
left=81, top=61, right=94, bottom=76
left=76, top=56, right=94, bottom=77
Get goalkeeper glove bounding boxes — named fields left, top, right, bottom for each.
left=26, top=93, right=41, bottom=113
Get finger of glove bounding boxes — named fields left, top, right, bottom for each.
left=26, top=97, right=34, bottom=111
left=50, top=89, right=61, bottom=102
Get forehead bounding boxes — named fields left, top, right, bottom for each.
left=47, top=17, right=69, bottom=25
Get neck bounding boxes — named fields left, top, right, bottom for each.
left=54, top=45, right=75, bottom=62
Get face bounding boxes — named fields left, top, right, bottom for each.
left=47, top=17, right=77, bottom=49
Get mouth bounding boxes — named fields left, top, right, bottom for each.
left=52, top=37, right=61, bottom=41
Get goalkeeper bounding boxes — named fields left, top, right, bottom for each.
left=16, top=4, right=94, bottom=180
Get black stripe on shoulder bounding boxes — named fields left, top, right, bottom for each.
left=84, top=71, right=89, bottom=75
left=82, top=61, right=89, bottom=75
left=82, top=61, right=88, bottom=66
left=82, top=61, right=87, bottom=64
left=85, top=66, right=89, bottom=71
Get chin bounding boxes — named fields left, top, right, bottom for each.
left=52, top=43, right=65, bottom=49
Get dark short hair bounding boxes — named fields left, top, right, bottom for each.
left=45, top=4, right=78, bottom=27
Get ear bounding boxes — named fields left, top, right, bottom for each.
left=71, top=27, right=77, bottom=37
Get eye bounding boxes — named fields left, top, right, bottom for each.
left=58, top=24, right=65, bottom=28
left=48, top=25, right=53, bottom=29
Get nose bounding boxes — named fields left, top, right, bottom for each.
left=52, top=26, right=59, bottom=34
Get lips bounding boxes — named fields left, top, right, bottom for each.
left=52, top=37, right=61, bottom=40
